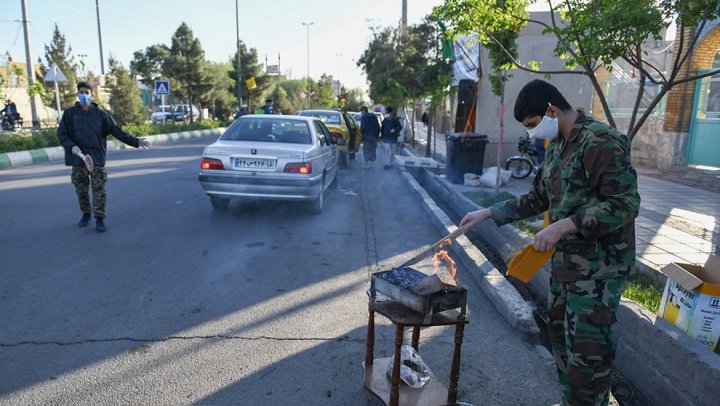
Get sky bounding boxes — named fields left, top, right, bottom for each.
left=1, top=0, right=446, bottom=92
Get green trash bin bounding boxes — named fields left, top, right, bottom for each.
left=445, top=132, right=488, bottom=184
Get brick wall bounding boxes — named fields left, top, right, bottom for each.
left=663, top=25, right=720, bottom=132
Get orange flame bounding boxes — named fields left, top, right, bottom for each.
left=433, top=238, right=457, bottom=279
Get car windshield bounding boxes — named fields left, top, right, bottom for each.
left=154, top=106, right=170, bottom=112
left=221, top=118, right=312, bottom=144
left=299, top=111, right=341, bottom=125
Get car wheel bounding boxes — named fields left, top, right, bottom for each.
left=210, top=196, right=230, bottom=210
left=308, top=190, right=323, bottom=214
left=505, top=157, right=533, bottom=179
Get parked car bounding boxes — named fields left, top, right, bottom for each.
left=297, top=109, right=360, bottom=167
left=198, top=114, right=339, bottom=214
left=150, top=105, right=173, bottom=124
left=173, top=104, right=200, bottom=122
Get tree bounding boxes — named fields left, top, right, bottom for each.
left=130, top=44, right=171, bottom=89
left=107, top=58, right=146, bottom=125
left=43, top=24, right=78, bottom=109
left=228, top=41, right=272, bottom=111
left=339, top=86, right=367, bottom=111
left=358, top=18, right=452, bottom=148
left=434, top=0, right=720, bottom=142
left=203, top=61, right=235, bottom=120
left=165, top=22, right=208, bottom=123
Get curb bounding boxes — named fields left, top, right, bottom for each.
left=0, top=127, right=225, bottom=170
left=401, top=149, right=720, bottom=406
left=397, top=162, right=539, bottom=335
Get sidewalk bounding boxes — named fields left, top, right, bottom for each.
left=408, top=121, right=720, bottom=278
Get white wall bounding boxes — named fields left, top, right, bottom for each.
left=472, top=12, right=594, bottom=168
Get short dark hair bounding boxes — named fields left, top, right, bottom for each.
left=385, top=106, right=393, bottom=114
left=360, top=106, right=368, bottom=112
left=76, top=81, right=92, bottom=92
left=513, top=79, right=572, bottom=122
left=265, top=98, right=273, bottom=103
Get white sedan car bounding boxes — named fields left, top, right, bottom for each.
left=198, top=115, right=339, bottom=213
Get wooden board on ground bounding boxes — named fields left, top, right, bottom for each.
left=362, top=357, right=448, bottom=406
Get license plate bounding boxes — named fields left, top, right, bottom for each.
left=233, top=158, right=276, bottom=170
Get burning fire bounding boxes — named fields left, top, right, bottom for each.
left=433, top=238, right=458, bottom=283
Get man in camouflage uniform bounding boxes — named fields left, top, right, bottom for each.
left=57, top=81, right=150, bottom=232
left=460, top=79, right=639, bottom=405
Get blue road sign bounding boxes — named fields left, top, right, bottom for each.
left=154, top=80, right=170, bottom=95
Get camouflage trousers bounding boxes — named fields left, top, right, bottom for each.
left=71, top=165, right=107, bottom=219
left=548, top=276, right=626, bottom=406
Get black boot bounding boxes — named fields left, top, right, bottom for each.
left=78, top=213, right=91, bottom=227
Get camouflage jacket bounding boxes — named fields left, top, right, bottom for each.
left=491, top=112, right=640, bottom=281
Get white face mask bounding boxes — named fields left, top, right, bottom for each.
left=527, top=114, right=558, bottom=141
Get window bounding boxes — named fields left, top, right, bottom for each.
left=712, top=50, right=720, bottom=69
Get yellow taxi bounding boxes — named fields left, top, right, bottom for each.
left=297, top=109, right=361, bottom=167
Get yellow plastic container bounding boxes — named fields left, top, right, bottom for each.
left=507, top=244, right=555, bottom=283
left=507, top=211, right=554, bottom=283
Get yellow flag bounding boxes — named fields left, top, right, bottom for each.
left=245, top=77, right=257, bottom=90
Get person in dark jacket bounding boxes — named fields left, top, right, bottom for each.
left=57, top=82, right=150, bottom=232
left=1, top=99, right=18, bottom=127
left=421, top=111, right=428, bottom=127
left=380, top=106, right=402, bottom=169
left=360, top=106, right=380, bottom=167
left=260, top=98, right=274, bottom=114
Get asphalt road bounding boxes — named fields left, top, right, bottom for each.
left=0, top=136, right=560, bottom=405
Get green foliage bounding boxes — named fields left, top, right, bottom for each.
left=42, top=24, right=78, bottom=109
left=203, top=61, right=235, bottom=120
left=130, top=44, right=171, bottom=89
left=107, top=58, right=146, bottom=125
left=165, top=23, right=211, bottom=120
left=228, top=41, right=272, bottom=110
left=0, top=122, right=224, bottom=154
left=623, top=272, right=663, bottom=312
left=341, top=87, right=367, bottom=112
left=0, top=129, right=60, bottom=153
left=358, top=18, right=451, bottom=109
left=463, top=190, right=516, bottom=207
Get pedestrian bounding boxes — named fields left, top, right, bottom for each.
left=57, top=81, right=151, bottom=233
left=380, top=106, right=402, bottom=169
left=459, top=79, right=640, bottom=406
left=260, top=98, right=274, bottom=114
left=1, top=99, right=18, bottom=127
left=421, top=111, right=428, bottom=127
left=360, top=105, right=380, bottom=167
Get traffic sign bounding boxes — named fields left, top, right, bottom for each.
left=154, top=80, right=170, bottom=95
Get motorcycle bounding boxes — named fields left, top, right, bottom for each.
left=505, top=136, right=542, bottom=179
left=1, top=112, right=23, bottom=132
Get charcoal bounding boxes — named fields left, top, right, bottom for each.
left=377, top=267, right=426, bottom=289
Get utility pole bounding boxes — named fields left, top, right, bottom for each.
left=401, top=0, right=408, bottom=40
left=20, top=0, right=39, bottom=128
left=95, top=0, right=105, bottom=74
left=235, top=0, right=243, bottom=107
left=302, top=22, right=314, bottom=108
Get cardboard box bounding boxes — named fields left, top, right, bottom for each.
left=657, top=255, right=720, bottom=351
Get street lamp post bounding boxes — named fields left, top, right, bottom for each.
left=334, top=53, right=343, bottom=96
left=301, top=22, right=313, bottom=108
left=235, top=0, right=243, bottom=108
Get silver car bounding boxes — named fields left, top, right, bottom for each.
left=198, top=115, right=339, bottom=213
